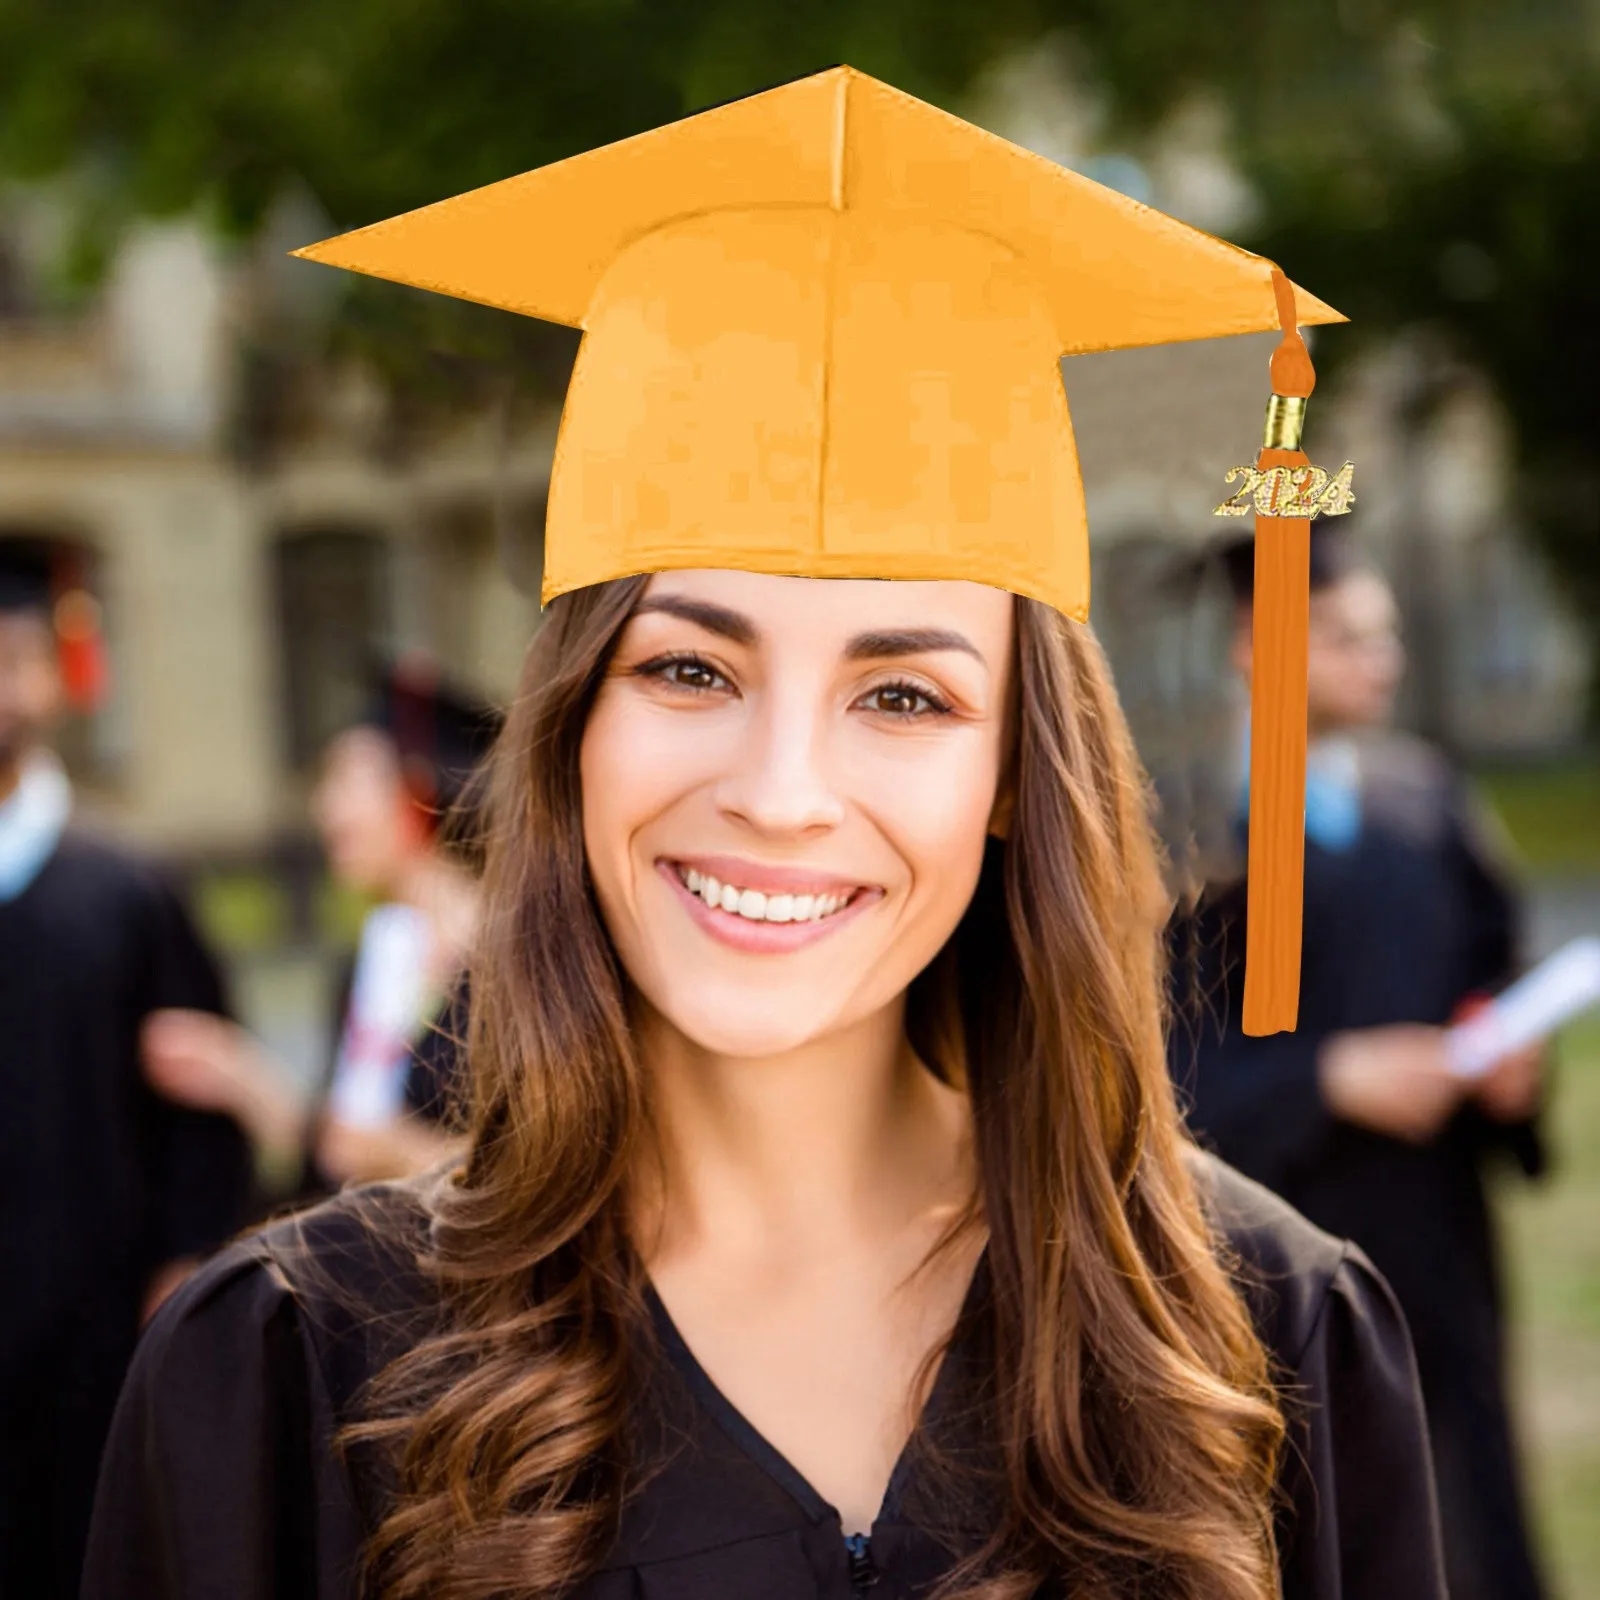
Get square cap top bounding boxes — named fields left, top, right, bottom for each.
left=296, top=67, right=1344, bottom=612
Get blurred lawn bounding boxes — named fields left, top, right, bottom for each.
left=1476, top=756, right=1600, bottom=873
left=1473, top=755, right=1600, bottom=1595
left=1504, top=1015, right=1600, bottom=1599
left=193, top=866, right=371, bottom=955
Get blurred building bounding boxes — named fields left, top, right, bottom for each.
left=0, top=204, right=544, bottom=862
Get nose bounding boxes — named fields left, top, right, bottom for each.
left=712, top=682, right=845, bottom=839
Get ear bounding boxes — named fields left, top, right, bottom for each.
left=1229, top=603, right=1254, bottom=684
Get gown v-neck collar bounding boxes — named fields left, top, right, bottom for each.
left=642, top=1249, right=990, bottom=1535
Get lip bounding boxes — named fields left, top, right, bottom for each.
left=656, top=859, right=883, bottom=955
left=670, top=854, right=868, bottom=898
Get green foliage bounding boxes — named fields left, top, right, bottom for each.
left=0, top=0, right=1041, bottom=232
left=191, top=867, right=291, bottom=953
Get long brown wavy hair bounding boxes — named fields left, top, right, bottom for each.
left=346, top=577, right=1286, bottom=1600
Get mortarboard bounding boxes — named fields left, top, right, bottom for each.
left=0, top=539, right=57, bottom=618
left=360, top=654, right=504, bottom=819
left=294, top=65, right=1347, bottom=1035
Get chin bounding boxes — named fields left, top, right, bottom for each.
left=652, top=985, right=848, bottom=1061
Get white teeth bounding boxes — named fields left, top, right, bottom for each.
left=676, top=869, right=855, bottom=925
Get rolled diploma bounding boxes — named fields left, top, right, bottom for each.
left=1446, top=935, right=1600, bottom=1080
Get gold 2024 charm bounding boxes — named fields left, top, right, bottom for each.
left=1214, top=461, right=1356, bottom=518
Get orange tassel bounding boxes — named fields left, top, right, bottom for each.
left=54, top=588, right=108, bottom=712
left=1242, top=270, right=1315, bottom=1036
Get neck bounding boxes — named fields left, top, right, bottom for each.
left=393, top=851, right=479, bottom=969
left=634, top=1000, right=973, bottom=1271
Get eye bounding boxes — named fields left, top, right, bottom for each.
left=633, top=653, right=732, bottom=694
left=857, top=680, right=952, bottom=719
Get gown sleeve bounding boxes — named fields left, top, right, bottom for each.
left=138, top=871, right=255, bottom=1263
left=82, top=1241, right=367, bottom=1600
left=1277, top=1244, right=1449, bottom=1600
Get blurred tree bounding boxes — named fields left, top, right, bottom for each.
left=0, top=0, right=1040, bottom=386
left=0, top=0, right=1594, bottom=707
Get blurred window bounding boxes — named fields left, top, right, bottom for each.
left=273, top=528, right=394, bottom=772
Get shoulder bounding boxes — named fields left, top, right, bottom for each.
left=1355, top=728, right=1448, bottom=785
left=45, top=826, right=151, bottom=892
left=1188, top=1150, right=1365, bottom=1366
left=137, top=1178, right=444, bottom=1413
left=249, top=1175, right=438, bottom=1294
left=43, top=826, right=191, bottom=921
left=1355, top=733, right=1459, bottom=844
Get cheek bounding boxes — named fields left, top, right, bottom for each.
left=849, top=727, right=1002, bottom=912
left=579, top=694, right=701, bottom=907
left=1307, top=654, right=1343, bottom=701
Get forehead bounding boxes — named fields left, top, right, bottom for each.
left=0, top=609, right=55, bottom=652
left=637, top=569, right=1015, bottom=644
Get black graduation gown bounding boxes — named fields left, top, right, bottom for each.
left=1168, top=735, right=1546, bottom=1600
left=84, top=1155, right=1446, bottom=1599
left=0, top=829, right=252, bottom=1598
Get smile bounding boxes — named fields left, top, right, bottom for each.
left=657, top=857, right=881, bottom=954
left=676, top=865, right=858, bottom=924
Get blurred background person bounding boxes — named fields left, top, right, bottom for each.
left=1169, top=523, right=1549, bottom=1600
left=142, top=657, right=499, bottom=1196
left=0, top=539, right=251, bottom=1599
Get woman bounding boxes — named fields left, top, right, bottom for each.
left=140, top=658, right=497, bottom=1191
left=87, top=69, right=1444, bottom=1600
left=87, top=573, right=1443, bottom=1599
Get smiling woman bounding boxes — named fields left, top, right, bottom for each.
left=84, top=67, right=1442, bottom=1600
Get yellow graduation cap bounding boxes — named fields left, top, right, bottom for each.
left=296, top=65, right=1345, bottom=1035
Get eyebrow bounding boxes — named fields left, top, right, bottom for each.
left=632, top=595, right=982, bottom=665
left=632, top=594, right=758, bottom=645
left=844, top=628, right=983, bottom=663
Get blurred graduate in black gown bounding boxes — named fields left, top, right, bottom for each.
left=142, top=656, right=499, bottom=1199
left=0, top=540, right=251, bottom=1598
left=1169, top=525, right=1549, bottom=1600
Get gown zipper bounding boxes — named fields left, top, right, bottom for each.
left=844, top=1531, right=879, bottom=1593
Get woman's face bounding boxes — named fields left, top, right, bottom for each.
left=312, top=726, right=424, bottom=894
left=581, top=570, right=1015, bottom=1059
